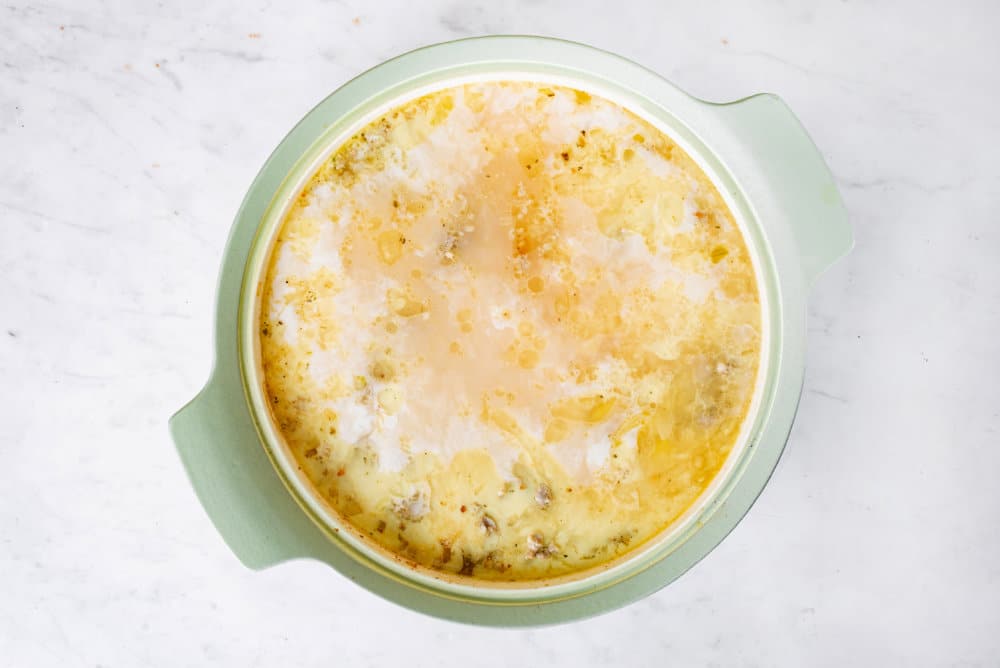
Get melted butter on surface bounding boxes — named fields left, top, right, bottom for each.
left=260, top=82, right=761, bottom=581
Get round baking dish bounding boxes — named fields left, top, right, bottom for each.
left=170, top=36, right=851, bottom=626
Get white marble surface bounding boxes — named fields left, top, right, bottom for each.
left=2, top=0, right=998, bottom=664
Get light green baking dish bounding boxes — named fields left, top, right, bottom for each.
left=169, top=36, right=851, bottom=626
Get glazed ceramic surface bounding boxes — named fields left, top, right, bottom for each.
left=170, top=36, right=850, bottom=625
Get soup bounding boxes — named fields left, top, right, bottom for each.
left=259, top=81, right=761, bottom=581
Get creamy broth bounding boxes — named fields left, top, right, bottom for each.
left=259, top=82, right=761, bottom=581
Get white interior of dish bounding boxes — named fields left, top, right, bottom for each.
left=246, top=70, right=773, bottom=594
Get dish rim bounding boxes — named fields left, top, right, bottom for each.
left=234, top=41, right=785, bottom=604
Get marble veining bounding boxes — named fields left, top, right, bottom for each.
left=1, top=0, right=998, bottom=665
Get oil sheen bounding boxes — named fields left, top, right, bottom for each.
left=259, top=82, right=761, bottom=581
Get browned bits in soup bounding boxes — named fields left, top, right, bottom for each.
left=260, top=82, right=761, bottom=581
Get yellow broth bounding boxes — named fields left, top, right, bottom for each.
left=259, top=82, right=761, bottom=581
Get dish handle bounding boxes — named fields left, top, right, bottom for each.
left=169, top=371, right=335, bottom=569
left=712, top=93, right=852, bottom=286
